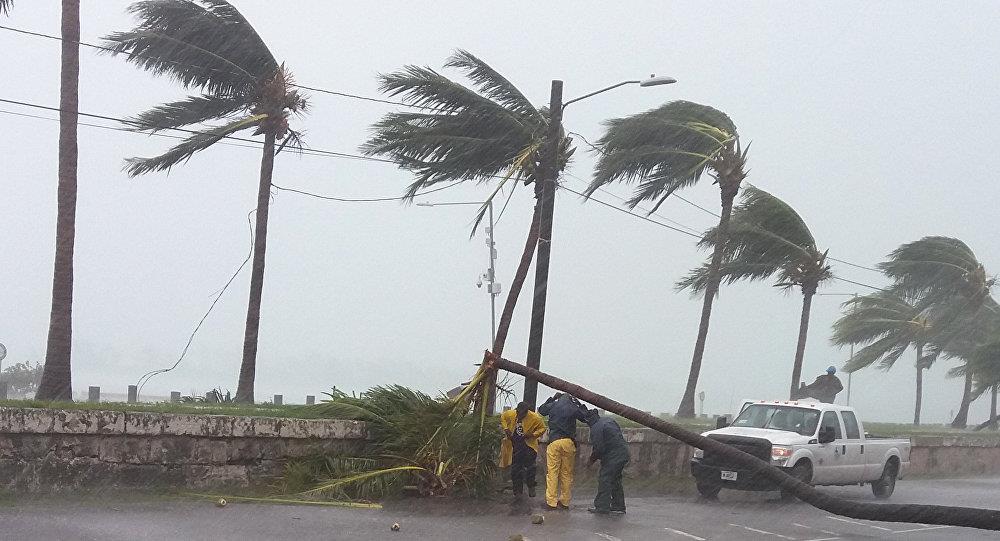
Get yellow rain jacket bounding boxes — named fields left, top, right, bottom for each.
left=498, top=409, right=547, bottom=468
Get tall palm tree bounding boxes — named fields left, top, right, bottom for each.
left=968, top=332, right=1000, bottom=430
left=879, top=236, right=996, bottom=427
left=830, top=290, right=935, bottom=425
left=103, top=0, right=309, bottom=403
left=16, top=0, right=81, bottom=401
left=362, top=50, right=573, bottom=412
left=677, top=186, right=833, bottom=399
left=587, top=101, right=747, bottom=417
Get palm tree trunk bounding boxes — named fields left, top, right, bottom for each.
left=788, top=286, right=816, bottom=399
left=235, top=131, right=277, bottom=403
left=950, top=369, right=974, bottom=429
left=522, top=81, right=562, bottom=408
left=990, top=385, right=998, bottom=431
left=36, top=0, right=80, bottom=402
left=913, top=345, right=923, bottom=426
left=485, top=351, right=1000, bottom=529
left=483, top=202, right=540, bottom=414
left=677, top=188, right=737, bottom=417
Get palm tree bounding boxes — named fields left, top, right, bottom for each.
left=103, top=0, right=309, bottom=403
left=879, top=236, right=996, bottom=427
left=968, top=331, right=1000, bottom=430
left=586, top=101, right=747, bottom=417
left=362, top=50, right=574, bottom=412
left=830, top=290, right=935, bottom=425
left=0, top=1, right=12, bottom=14
left=13, top=0, right=81, bottom=401
left=677, top=186, right=833, bottom=399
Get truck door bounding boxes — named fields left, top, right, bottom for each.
left=840, top=410, right=866, bottom=482
left=811, top=410, right=848, bottom=484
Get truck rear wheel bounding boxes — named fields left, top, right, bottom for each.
left=780, top=461, right=812, bottom=501
left=872, top=461, right=898, bottom=499
left=696, top=481, right=721, bottom=499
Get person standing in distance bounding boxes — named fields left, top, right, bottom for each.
left=538, top=393, right=589, bottom=510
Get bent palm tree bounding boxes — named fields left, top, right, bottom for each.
left=104, top=0, right=309, bottom=403
left=362, top=50, right=573, bottom=412
left=587, top=101, right=747, bottom=417
left=830, top=290, right=935, bottom=425
left=879, top=236, right=996, bottom=427
left=968, top=332, right=1000, bottom=430
left=677, top=186, right=833, bottom=399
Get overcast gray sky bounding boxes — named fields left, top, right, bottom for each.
left=2, top=1, right=998, bottom=423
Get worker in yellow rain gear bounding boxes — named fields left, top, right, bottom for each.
left=538, top=393, right=589, bottom=510
left=499, top=401, right=547, bottom=501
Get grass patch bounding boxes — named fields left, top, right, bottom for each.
left=0, top=399, right=334, bottom=419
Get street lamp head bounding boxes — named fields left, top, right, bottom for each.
left=415, top=202, right=434, bottom=207
left=639, top=75, right=677, bottom=87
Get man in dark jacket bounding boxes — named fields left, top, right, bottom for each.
left=584, top=409, right=631, bottom=515
left=538, top=393, right=589, bottom=509
left=806, top=366, right=844, bottom=403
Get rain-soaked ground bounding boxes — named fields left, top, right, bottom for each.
left=3, top=477, right=999, bottom=540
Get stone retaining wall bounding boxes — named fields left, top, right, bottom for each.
left=0, top=408, right=366, bottom=492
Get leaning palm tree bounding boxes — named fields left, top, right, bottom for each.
left=103, top=0, right=309, bottom=403
left=677, top=186, right=833, bottom=400
left=968, top=331, right=1000, bottom=430
left=830, top=290, right=935, bottom=425
left=362, top=50, right=574, bottom=412
left=586, top=101, right=748, bottom=417
left=879, top=236, right=996, bottom=427
left=13, top=0, right=82, bottom=401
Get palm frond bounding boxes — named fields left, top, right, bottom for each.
left=879, top=236, right=988, bottom=303
left=102, top=0, right=278, bottom=97
left=124, top=114, right=264, bottom=176
left=128, top=93, right=248, bottom=132
left=587, top=101, right=738, bottom=206
left=0, top=1, right=12, bottom=16
left=831, top=289, right=930, bottom=372
left=445, top=49, right=544, bottom=123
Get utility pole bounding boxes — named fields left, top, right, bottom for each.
left=485, top=203, right=498, bottom=345
left=522, top=80, right=563, bottom=408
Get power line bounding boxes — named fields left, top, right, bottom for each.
left=0, top=24, right=428, bottom=111
left=558, top=184, right=702, bottom=239
left=564, top=172, right=703, bottom=235
left=1, top=104, right=463, bottom=202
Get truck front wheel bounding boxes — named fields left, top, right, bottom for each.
left=872, top=461, right=898, bottom=499
left=780, top=461, right=812, bottom=501
left=696, top=481, right=721, bottom=499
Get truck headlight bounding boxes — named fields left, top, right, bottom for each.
left=693, top=449, right=704, bottom=459
left=771, top=447, right=792, bottom=460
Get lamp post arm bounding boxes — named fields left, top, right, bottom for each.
left=562, top=80, right=641, bottom=109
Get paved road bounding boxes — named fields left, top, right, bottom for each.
left=3, top=478, right=1000, bottom=540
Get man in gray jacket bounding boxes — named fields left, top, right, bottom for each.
left=584, top=409, right=631, bottom=515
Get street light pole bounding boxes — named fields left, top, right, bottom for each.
left=522, top=74, right=676, bottom=408
left=817, top=292, right=859, bottom=405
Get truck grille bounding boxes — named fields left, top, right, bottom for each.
left=703, top=435, right=772, bottom=467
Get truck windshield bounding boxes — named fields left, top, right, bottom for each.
left=730, top=404, right=820, bottom=436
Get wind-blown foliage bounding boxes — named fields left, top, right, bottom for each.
left=0, top=1, right=13, bottom=16
left=289, top=371, right=501, bottom=500
left=831, top=290, right=936, bottom=424
left=878, top=236, right=997, bottom=427
left=104, top=0, right=309, bottom=403
left=103, top=0, right=308, bottom=176
left=678, top=186, right=833, bottom=398
left=588, top=100, right=748, bottom=417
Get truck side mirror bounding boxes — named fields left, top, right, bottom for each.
left=818, top=426, right=836, bottom=444
left=716, top=416, right=729, bottom=429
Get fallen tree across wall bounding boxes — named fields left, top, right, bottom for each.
left=483, top=351, right=1000, bottom=531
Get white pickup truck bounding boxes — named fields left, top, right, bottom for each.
left=690, top=400, right=911, bottom=500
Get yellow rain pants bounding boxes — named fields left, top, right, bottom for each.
left=545, top=437, right=576, bottom=507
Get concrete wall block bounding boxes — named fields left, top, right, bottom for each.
left=190, top=438, right=230, bottom=465
left=161, top=414, right=213, bottom=437
left=98, top=436, right=128, bottom=463
left=0, top=408, right=26, bottom=433
left=124, top=412, right=167, bottom=436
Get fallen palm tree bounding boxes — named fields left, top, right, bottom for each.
left=483, top=351, right=1000, bottom=530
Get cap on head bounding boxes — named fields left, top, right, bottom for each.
left=826, top=366, right=837, bottom=374
left=585, top=408, right=600, bottom=424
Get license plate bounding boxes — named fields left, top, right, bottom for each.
left=720, top=470, right=738, bottom=481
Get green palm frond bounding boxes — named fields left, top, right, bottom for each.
left=879, top=236, right=992, bottom=305
left=831, top=289, right=933, bottom=372
left=363, top=50, right=569, bottom=219
left=102, top=0, right=278, bottom=97
left=677, top=186, right=832, bottom=294
left=128, top=93, right=247, bottom=132
left=587, top=101, right=739, bottom=208
left=968, top=333, right=1000, bottom=395
left=124, top=114, right=264, bottom=176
